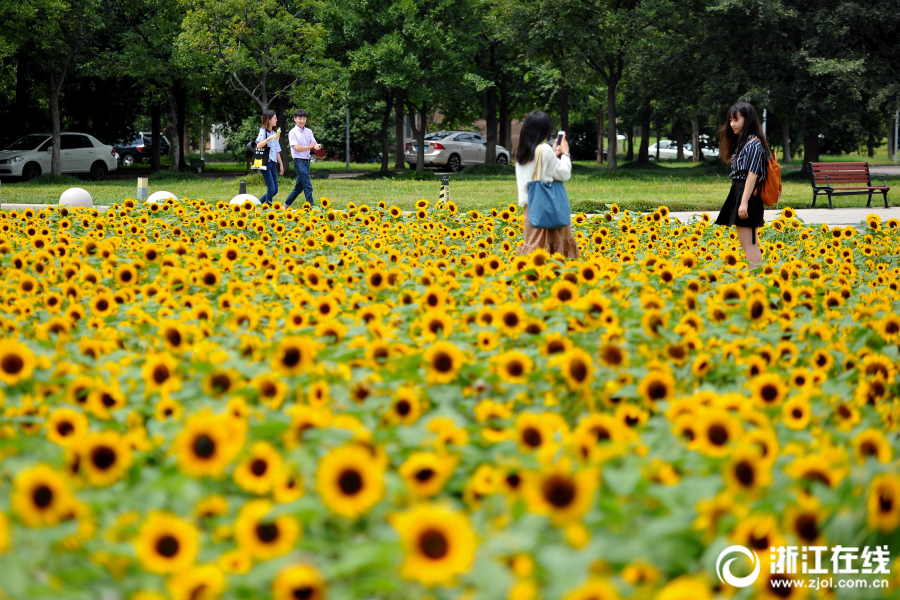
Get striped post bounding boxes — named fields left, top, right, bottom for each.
left=438, top=175, right=449, bottom=207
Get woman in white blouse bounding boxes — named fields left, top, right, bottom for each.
left=514, top=110, right=578, bottom=259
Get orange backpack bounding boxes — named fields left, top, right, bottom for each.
left=759, top=152, right=782, bottom=206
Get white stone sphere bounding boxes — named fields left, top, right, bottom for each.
left=59, top=187, right=93, bottom=208
left=147, top=191, right=176, bottom=204
left=230, top=194, right=260, bottom=205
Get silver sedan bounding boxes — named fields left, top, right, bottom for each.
left=404, top=130, right=511, bottom=171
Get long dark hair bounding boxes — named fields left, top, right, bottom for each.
left=260, top=110, right=276, bottom=131
left=514, top=110, right=551, bottom=165
left=718, top=102, right=771, bottom=164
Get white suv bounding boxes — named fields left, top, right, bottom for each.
left=0, top=133, right=119, bottom=181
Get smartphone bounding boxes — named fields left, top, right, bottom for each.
left=556, top=131, right=565, bottom=145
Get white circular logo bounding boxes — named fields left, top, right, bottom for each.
left=716, top=545, right=762, bottom=588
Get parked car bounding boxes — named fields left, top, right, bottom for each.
left=685, top=141, right=720, bottom=159
left=115, top=133, right=171, bottom=165
left=404, top=130, right=511, bottom=171
left=648, top=140, right=693, bottom=160
left=0, top=132, right=118, bottom=181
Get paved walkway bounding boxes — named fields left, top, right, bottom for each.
left=668, top=206, right=894, bottom=227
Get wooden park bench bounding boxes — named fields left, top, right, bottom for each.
left=808, top=162, right=890, bottom=209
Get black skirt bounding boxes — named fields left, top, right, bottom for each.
left=715, top=177, right=764, bottom=243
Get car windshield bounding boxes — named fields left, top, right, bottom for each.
left=424, top=131, right=453, bottom=141
left=6, top=134, right=49, bottom=151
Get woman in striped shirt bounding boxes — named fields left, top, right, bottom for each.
left=714, top=102, right=771, bottom=265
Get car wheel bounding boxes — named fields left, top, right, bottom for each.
left=496, top=154, right=509, bottom=166
left=21, top=162, right=41, bottom=181
left=649, top=156, right=656, bottom=162
left=447, top=154, right=461, bottom=172
left=90, top=161, right=108, bottom=181
left=407, top=163, right=415, bottom=169
left=122, top=154, right=135, bottom=166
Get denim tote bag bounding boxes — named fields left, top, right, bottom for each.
left=526, top=147, right=571, bottom=229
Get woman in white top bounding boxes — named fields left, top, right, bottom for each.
left=514, top=110, right=577, bottom=258
left=256, top=110, right=284, bottom=205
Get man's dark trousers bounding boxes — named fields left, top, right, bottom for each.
left=285, top=158, right=313, bottom=207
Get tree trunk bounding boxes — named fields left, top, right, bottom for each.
left=559, top=86, right=569, bottom=133
left=484, top=87, right=498, bottom=164
left=46, top=50, right=74, bottom=177
left=597, top=107, right=604, bottom=164
left=638, top=104, right=650, bottom=163
left=781, top=120, right=792, bottom=163
left=656, top=122, right=661, bottom=161
left=802, top=130, right=819, bottom=172
left=499, top=87, right=510, bottom=155
left=867, top=129, right=875, bottom=158
left=183, top=122, right=190, bottom=158
left=394, top=98, right=405, bottom=169
left=380, top=98, right=392, bottom=174
left=625, top=128, right=634, bottom=161
left=151, top=103, right=161, bottom=171
left=606, top=78, right=619, bottom=171
left=889, top=116, right=895, bottom=161
left=674, top=120, right=685, bottom=160
left=168, top=93, right=181, bottom=173
left=404, top=100, right=428, bottom=172
left=691, top=119, right=702, bottom=162
left=175, top=85, right=187, bottom=171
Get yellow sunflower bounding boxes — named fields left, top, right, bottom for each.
left=422, top=341, right=466, bottom=384
left=398, top=452, right=458, bottom=498
left=524, top=464, right=598, bottom=524
left=316, top=445, right=385, bottom=519
left=271, top=564, right=326, bottom=600
left=45, top=408, right=88, bottom=445
left=271, top=336, right=319, bottom=376
left=11, top=464, right=74, bottom=528
left=167, top=564, right=227, bottom=600
left=0, top=339, right=37, bottom=385
left=868, top=475, right=900, bottom=532
left=390, top=503, right=476, bottom=586
left=233, top=441, right=284, bottom=495
left=234, top=499, right=301, bottom=560
left=174, top=410, right=246, bottom=478
left=77, top=430, right=134, bottom=487
left=134, top=511, right=200, bottom=574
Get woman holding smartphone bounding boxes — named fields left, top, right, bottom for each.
left=256, top=111, right=284, bottom=205
left=714, top=102, right=770, bottom=266
left=514, top=110, right=578, bottom=258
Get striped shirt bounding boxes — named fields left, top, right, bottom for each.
left=729, top=135, right=767, bottom=183
left=256, top=128, right=281, bottom=162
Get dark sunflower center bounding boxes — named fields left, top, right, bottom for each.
left=522, top=427, right=542, bottom=448
left=250, top=459, right=268, bottom=477
left=568, top=359, right=588, bottom=382
left=192, top=434, right=216, bottom=459
left=152, top=364, right=170, bottom=385
left=543, top=475, right=576, bottom=508
left=91, top=445, right=117, bottom=470
left=879, top=494, right=894, bottom=514
left=647, top=381, right=667, bottom=400
left=418, top=528, right=449, bottom=559
left=796, top=514, right=818, bottom=542
left=547, top=341, right=565, bottom=354
left=57, top=421, right=75, bottom=436
left=396, top=400, right=411, bottom=416
left=433, top=352, right=453, bottom=373
left=338, top=469, right=363, bottom=495
left=707, top=424, right=729, bottom=446
left=156, top=535, right=180, bottom=558
left=506, top=473, right=521, bottom=488
left=414, top=468, right=435, bottom=482
left=166, top=329, right=182, bottom=347
left=1, top=354, right=24, bottom=375
left=292, top=587, right=315, bottom=600
left=761, top=385, right=778, bottom=403
left=282, top=347, right=302, bottom=368
left=734, top=461, right=755, bottom=486
left=32, top=484, right=54, bottom=508
left=256, top=522, right=280, bottom=543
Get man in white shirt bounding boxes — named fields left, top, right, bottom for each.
left=284, top=109, right=323, bottom=207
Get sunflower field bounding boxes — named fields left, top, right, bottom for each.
left=0, top=197, right=899, bottom=600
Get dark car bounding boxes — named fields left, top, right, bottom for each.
left=115, top=133, right=170, bottom=165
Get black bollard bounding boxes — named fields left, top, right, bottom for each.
left=439, top=175, right=449, bottom=205
left=239, top=179, right=246, bottom=195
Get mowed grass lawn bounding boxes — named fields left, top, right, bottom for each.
left=2, top=159, right=898, bottom=213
